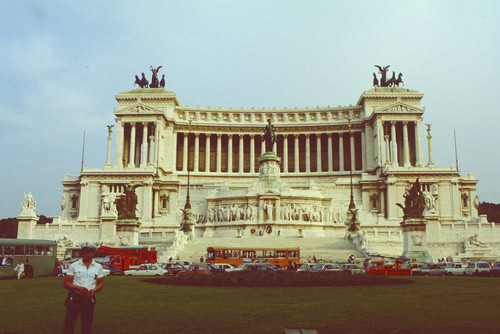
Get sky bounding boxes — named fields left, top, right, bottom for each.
left=1, top=1, right=499, bottom=219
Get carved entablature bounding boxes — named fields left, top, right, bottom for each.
left=115, top=103, right=163, bottom=115
left=375, top=102, right=423, bottom=115
left=175, top=106, right=363, bottom=126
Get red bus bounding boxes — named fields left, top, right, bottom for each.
left=206, top=247, right=300, bottom=268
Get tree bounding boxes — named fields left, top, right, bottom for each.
left=478, top=202, right=500, bottom=223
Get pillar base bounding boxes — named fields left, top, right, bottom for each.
left=401, top=218, right=433, bottom=262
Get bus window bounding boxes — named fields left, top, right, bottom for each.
left=36, top=245, right=49, bottom=255
left=276, top=251, right=286, bottom=258
left=47, top=246, right=55, bottom=256
left=215, top=250, right=223, bottom=259
left=4, top=245, right=14, bottom=255
left=0, top=245, right=3, bottom=255
left=242, top=250, right=255, bottom=258
left=289, top=251, right=298, bottom=259
left=26, top=246, right=35, bottom=255
left=15, top=246, right=24, bottom=255
left=264, top=250, right=274, bottom=258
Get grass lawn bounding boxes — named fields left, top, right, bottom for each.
left=1, top=275, right=499, bottom=333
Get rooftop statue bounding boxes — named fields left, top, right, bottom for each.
left=373, top=65, right=403, bottom=87
left=116, top=185, right=138, bottom=219
left=263, top=118, right=276, bottom=153
left=149, top=65, right=162, bottom=88
left=133, top=67, right=165, bottom=88
left=396, top=179, right=426, bottom=220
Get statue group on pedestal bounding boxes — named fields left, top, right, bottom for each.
left=134, top=65, right=166, bottom=88
left=397, top=179, right=426, bottom=220
left=20, top=192, right=36, bottom=216
left=373, top=65, right=404, bottom=87
left=116, top=185, right=138, bottom=219
left=263, top=119, right=276, bottom=153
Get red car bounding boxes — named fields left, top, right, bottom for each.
left=177, top=263, right=224, bottom=276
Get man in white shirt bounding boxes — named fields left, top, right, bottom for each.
left=63, top=242, right=104, bottom=334
left=13, top=260, right=24, bottom=279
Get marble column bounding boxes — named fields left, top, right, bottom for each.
left=227, top=134, right=233, bottom=173
left=385, top=133, right=391, bottom=165
left=216, top=134, right=222, bottom=173
left=415, top=120, right=424, bottom=166
left=350, top=132, right=355, bottom=171
left=294, top=134, right=299, bottom=173
left=114, top=120, right=124, bottom=168
left=148, top=135, right=154, bottom=166
left=316, top=134, right=322, bottom=172
left=194, top=133, right=200, bottom=172
left=427, top=124, right=434, bottom=166
left=305, top=134, right=311, bottom=173
left=391, top=121, right=398, bottom=167
left=105, top=128, right=112, bottom=167
left=250, top=135, right=255, bottom=173
left=339, top=133, right=344, bottom=172
left=182, top=133, right=188, bottom=172
left=327, top=134, right=333, bottom=172
left=128, top=122, right=136, bottom=168
left=403, top=121, right=411, bottom=167
left=141, top=122, right=148, bottom=167
left=283, top=135, right=288, bottom=173
left=239, top=135, right=244, bottom=173
left=205, top=134, right=211, bottom=172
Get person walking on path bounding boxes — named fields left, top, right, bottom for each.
left=63, top=242, right=104, bottom=334
left=13, top=260, right=24, bottom=279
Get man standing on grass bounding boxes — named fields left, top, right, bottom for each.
left=63, top=242, right=104, bottom=334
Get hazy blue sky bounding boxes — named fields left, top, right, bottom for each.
left=1, top=1, right=499, bottom=219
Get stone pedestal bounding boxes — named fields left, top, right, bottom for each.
left=99, top=217, right=117, bottom=244
left=17, top=215, right=39, bottom=239
left=401, top=218, right=433, bottom=262
left=115, top=219, right=141, bottom=246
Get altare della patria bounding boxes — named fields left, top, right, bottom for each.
left=17, top=65, right=499, bottom=262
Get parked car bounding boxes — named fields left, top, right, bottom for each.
left=297, top=263, right=315, bottom=272
left=160, top=262, right=186, bottom=276
left=171, top=260, right=192, bottom=267
left=339, top=264, right=365, bottom=274
left=464, top=261, right=492, bottom=276
left=177, top=263, right=224, bottom=276
left=123, top=263, right=168, bottom=276
left=445, top=263, right=467, bottom=276
left=420, top=263, right=446, bottom=276
left=310, top=263, right=341, bottom=272
left=238, top=263, right=282, bottom=272
left=409, top=263, right=425, bottom=276
left=492, top=262, right=500, bottom=277
left=213, top=263, right=235, bottom=271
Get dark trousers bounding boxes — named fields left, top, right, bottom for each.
left=63, top=292, right=96, bottom=334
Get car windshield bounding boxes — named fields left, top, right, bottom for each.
left=311, top=264, right=323, bottom=270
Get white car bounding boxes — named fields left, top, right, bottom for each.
left=464, top=261, right=492, bottom=276
left=445, top=263, right=467, bottom=276
left=123, top=263, right=168, bottom=276
left=213, top=263, right=235, bottom=271
left=310, top=263, right=341, bottom=272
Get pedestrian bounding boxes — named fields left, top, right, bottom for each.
left=200, top=256, right=204, bottom=262
left=13, top=260, right=24, bottom=279
left=63, top=242, right=104, bottom=334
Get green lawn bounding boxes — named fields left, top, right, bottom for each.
left=1, top=276, right=499, bottom=333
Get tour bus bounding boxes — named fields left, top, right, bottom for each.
left=206, top=247, right=300, bottom=268
left=0, top=238, right=57, bottom=278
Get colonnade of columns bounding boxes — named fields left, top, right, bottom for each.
left=381, top=120, right=423, bottom=167
left=176, top=132, right=364, bottom=174
left=114, top=121, right=157, bottom=168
